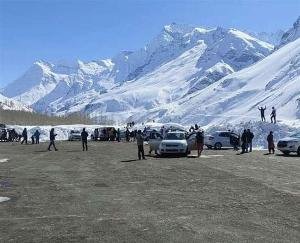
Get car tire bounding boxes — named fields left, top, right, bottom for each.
left=297, top=147, right=300, bottom=156
left=214, top=142, right=222, bottom=150
left=207, top=145, right=212, bottom=150
left=283, top=151, right=290, bottom=155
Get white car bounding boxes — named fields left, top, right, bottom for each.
left=159, top=131, right=190, bottom=156
left=277, top=132, right=300, bottom=156
left=205, top=131, right=239, bottom=150
left=68, top=130, right=82, bottom=141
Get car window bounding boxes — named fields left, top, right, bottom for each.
left=165, top=133, right=185, bottom=140
left=219, top=132, right=229, bottom=137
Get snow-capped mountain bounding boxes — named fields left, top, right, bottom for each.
left=278, top=16, right=300, bottom=47
left=3, top=24, right=273, bottom=121
left=0, top=94, right=32, bottom=111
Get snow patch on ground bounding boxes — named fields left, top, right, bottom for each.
left=0, top=197, right=10, bottom=203
left=0, top=158, right=9, bottom=163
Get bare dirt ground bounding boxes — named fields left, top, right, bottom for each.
left=0, top=141, right=299, bottom=242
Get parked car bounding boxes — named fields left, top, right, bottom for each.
left=158, top=131, right=191, bottom=156
left=277, top=132, right=300, bottom=155
left=68, top=130, right=82, bottom=141
left=205, top=131, right=239, bottom=150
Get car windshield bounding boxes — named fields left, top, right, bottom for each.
left=290, top=132, right=300, bottom=138
left=164, top=133, right=185, bottom=140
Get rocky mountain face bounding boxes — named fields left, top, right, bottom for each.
left=278, top=16, right=300, bottom=47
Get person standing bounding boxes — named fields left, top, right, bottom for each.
left=34, top=130, right=40, bottom=144
left=195, top=130, right=204, bottom=157
left=81, top=128, right=88, bottom=151
left=116, top=128, right=121, bottom=142
left=136, top=130, right=146, bottom=160
left=267, top=131, right=275, bottom=154
left=125, top=128, right=130, bottom=142
left=258, top=106, right=266, bottom=121
left=31, top=135, right=35, bottom=144
left=241, top=130, right=248, bottom=154
left=247, top=129, right=254, bottom=152
left=21, top=128, right=28, bottom=144
left=270, top=107, right=276, bottom=123
left=48, top=128, right=58, bottom=151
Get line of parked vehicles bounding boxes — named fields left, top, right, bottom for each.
left=1, top=123, right=300, bottom=156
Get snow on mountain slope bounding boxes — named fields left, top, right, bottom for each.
left=2, top=24, right=273, bottom=117
left=0, top=94, right=32, bottom=111
left=278, top=16, right=300, bottom=47
left=138, top=37, right=300, bottom=126
left=248, top=30, right=284, bottom=45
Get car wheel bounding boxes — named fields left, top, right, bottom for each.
left=207, top=145, right=212, bottom=150
left=283, top=151, right=290, bottom=155
left=214, top=142, right=222, bottom=150
left=297, top=147, right=300, bottom=156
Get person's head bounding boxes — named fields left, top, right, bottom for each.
left=247, top=129, right=250, bottom=132
left=244, top=129, right=246, bottom=132
left=272, top=107, right=274, bottom=109
left=138, top=130, right=141, bottom=134
left=51, top=128, right=54, bottom=132
left=83, top=128, right=85, bottom=131
left=270, top=131, right=273, bottom=135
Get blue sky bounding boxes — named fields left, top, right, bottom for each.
left=0, top=0, right=299, bottom=88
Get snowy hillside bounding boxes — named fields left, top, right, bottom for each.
left=3, top=24, right=273, bottom=117
left=0, top=94, right=32, bottom=112
left=138, top=37, right=300, bottom=126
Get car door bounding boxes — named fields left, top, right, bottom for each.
left=222, top=132, right=231, bottom=147
left=187, top=133, right=197, bottom=150
left=149, top=132, right=162, bottom=150
left=218, top=132, right=230, bottom=147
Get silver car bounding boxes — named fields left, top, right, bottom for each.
left=205, top=131, right=239, bottom=150
left=277, top=132, right=300, bottom=155
left=68, top=130, right=82, bottom=141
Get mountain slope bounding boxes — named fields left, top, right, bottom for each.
left=138, top=37, right=300, bottom=126
left=2, top=24, right=273, bottom=118
left=278, top=16, right=300, bottom=47
left=0, top=94, right=32, bottom=112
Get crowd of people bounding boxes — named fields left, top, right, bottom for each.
left=2, top=111, right=280, bottom=159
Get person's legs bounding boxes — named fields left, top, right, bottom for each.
left=138, top=145, right=141, bottom=160
left=250, top=142, right=252, bottom=152
left=82, top=141, right=85, bottom=151
left=141, top=145, right=145, bottom=159
left=85, top=141, right=88, bottom=151
left=48, top=141, right=52, bottom=151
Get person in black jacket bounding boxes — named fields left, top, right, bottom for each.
left=247, top=129, right=254, bottom=152
left=195, top=130, right=204, bottom=157
left=34, top=130, right=40, bottom=144
left=48, top=128, right=58, bottom=151
left=241, top=130, right=248, bottom=154
left=21, top=128, right=28, bottom=144
left=267, top=131, right=275, bottom=154
left=258, top=106, right=266, bottom=121
left=81, top=128, right=88, bottom=151
left=270, top=107, right=276, bottom=123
